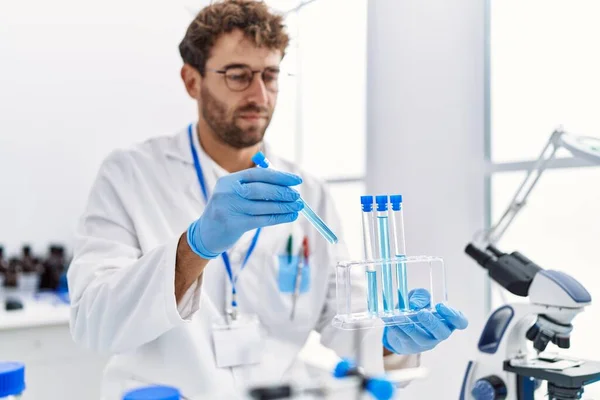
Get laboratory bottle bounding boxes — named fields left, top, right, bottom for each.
left=375, top=195, right=394, bottom=313
left=20, top=246, right=35, bottom=273
left=17, top=246, right=39, bottom=301
left=3, top=259, right=23, bottom=310
left=389, top=195, right=408, bottom=310
left=4, top=259, right=19, bottom=288
left=123, top=385, right=181, bottom=400
left=0, top=247, right=6, bottom=311
left=0, top=362, right=25, bottom=399
left=360, top=196, right=378, bottom=314
left=0, top=247, right=8, bottom=275
left=40, top=246, right=62, bottom=290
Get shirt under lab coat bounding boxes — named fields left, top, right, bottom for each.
left=67, top=124, right=416, bottom=399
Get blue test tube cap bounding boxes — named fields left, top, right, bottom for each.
left=360, top=195, right=374, bottom=212
left=389, top=194, right=403, bottom=211
left=252, top=151, right=270, bottom=168
left=0, top=362, right=25, bottom=397
left=122, top=385, right=181, bottom=400
left=375, top=195, right=389, bottom=212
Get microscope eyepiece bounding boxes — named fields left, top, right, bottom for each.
left=465, top=244, right=492, bottom=268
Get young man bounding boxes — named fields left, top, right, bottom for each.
left=68, top=1, right=467, bottom=398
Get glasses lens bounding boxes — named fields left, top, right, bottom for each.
left=225, top=67, right=253, bottom=91
left=262, top=69, right=280, bottom=92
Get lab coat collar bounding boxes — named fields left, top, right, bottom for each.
left=164, top=123, right=200, bottom=166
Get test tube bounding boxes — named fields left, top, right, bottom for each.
left=375, top=195, right=394, bottom=313
left=389, top=195, right=408, bottom=311
left=360, top=196, right=378, bottom=315
left=251, top=152, right=338, bottom=244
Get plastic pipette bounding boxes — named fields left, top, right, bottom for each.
left=251, top=152, right=338, bottom=244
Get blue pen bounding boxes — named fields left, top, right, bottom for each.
left=252, top=152, right=338, bottom=244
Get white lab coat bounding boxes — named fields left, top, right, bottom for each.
left=68, top=124, right=416, bottom=400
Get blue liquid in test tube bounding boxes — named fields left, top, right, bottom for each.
left=375, top=195, right=394, bottom=313
left=252, top=152, right=338, bottom=244
left=361, top=196, right=378, bottom=314
left=366, top=270, right=378, bottom=314
left=390, top=195, right=408, bottom=311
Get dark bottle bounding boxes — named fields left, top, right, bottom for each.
left=20, top=245, right=37, bottom=273
left=0, top=246, right=8, bottom=276
left=4, top=258, right=21, bottom=288
left=0, top=246, right=8, bottom=292
left=39, top=245, right=65, bottom=290
left=32, top=257, right=45, bottom=275
left=54, top=246, right=69, bottom=293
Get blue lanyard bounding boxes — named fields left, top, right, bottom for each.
left=187, top=123, right=261, bottom=311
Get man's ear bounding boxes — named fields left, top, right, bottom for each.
left=181, top=64, right=202, bottom=99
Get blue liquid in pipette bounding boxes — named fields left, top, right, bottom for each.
left=378, top=216, right=394, bottom=313
left=366, top=270, right=378, bottom=314
left=300, top=202, right=338, bottom=244
left=396, top=255, right=408, bottom=310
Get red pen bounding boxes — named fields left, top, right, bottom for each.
left=302, top=236, right=309, bottom=266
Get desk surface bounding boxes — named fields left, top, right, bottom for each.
left=0, top=300, right=70, bottom=331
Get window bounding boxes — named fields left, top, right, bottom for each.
left=489, top=1, right=600, bottom=396
left=0, top=0, right=366, bottom=257
left=268, top=0, right=368, bottom=259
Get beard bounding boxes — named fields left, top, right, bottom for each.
left=200, top=84, right=272, bottom=149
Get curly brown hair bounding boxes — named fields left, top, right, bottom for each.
left=179, top=0, right=290, bottom=76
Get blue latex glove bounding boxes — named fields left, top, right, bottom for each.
left=382, top=288, right=468, bottom=355
left=187, top=167, right=304, bottom=258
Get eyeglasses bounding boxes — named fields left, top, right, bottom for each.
left=206, top=65, right=285, bottom=93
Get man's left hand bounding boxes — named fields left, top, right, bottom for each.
left=382, top=289, right=468, bottom=355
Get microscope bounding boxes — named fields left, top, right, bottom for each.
left=461, top=244, right=600, bottom=399
left=460, top=130, right=600, bottom=400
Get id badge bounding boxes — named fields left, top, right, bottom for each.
left=212, top=314, right=264, bottom=368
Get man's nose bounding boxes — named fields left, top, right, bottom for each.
left=245, top=74, right=269, bottom=105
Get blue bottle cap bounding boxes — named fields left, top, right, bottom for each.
left=375, top=195, right=388, bottom=212
left=122, top=385, right=180, bottom=400
left=251, top=151, right=270, bottom=168
left=0, top=362, right=25, bottom=397
left=365, top=376, right=395, bottom=400
left=360, top=195, right=374, bottom=212
left=389, top=194, right=403, bottom=211
left=333, top=359, right=356, bottom=378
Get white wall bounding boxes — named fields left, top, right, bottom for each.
left=366, top=0, right=487, bottom=397
left=0, top=0, right=339, bottom=258
left=0, top=0, right=208, bottom=255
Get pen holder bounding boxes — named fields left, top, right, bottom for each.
left=333, top=256, right=447, bottom=330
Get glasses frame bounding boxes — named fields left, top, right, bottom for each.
left=205, top=65, right=293, bottom=93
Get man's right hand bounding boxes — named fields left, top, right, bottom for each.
left=186, top=167, right=305, bottom=259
